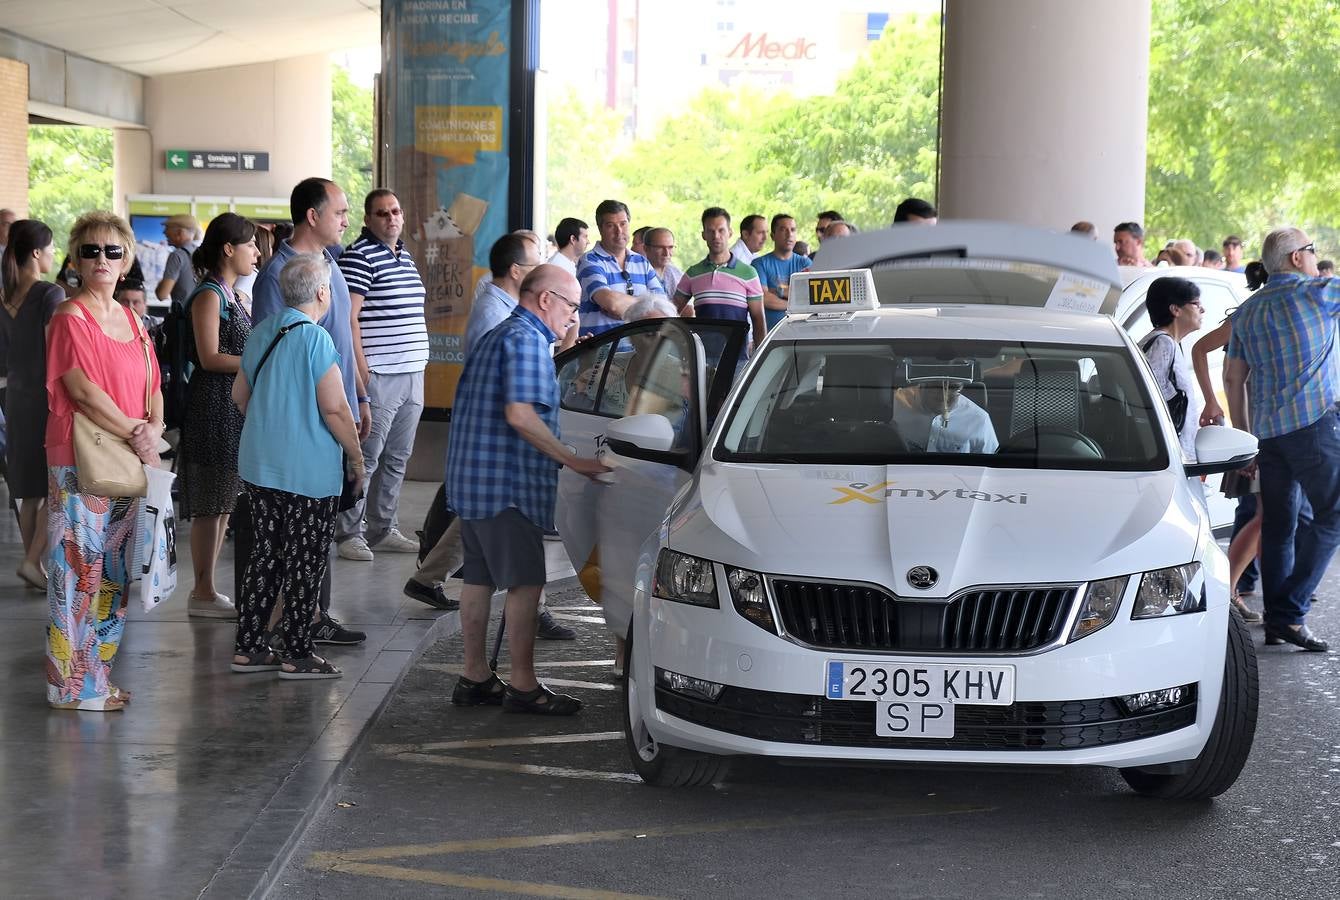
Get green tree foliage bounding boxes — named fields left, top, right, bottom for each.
left=1145, top=0, right=1340, bottom=254
left=332, top=65, right=375, bottom=236
left=27, top=125, right=113, bottom=262
left=546, top=14, right=942, bottom=265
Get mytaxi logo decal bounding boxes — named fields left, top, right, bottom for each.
left=829, top=482, right=1029, bottom=505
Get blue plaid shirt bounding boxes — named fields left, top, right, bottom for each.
left=1225, top=272, right=1340, bottom=439
left=446, top=306, right=561, bottom=528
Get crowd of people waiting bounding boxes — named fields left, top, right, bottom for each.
left=0, top=185, right=1336, bottom=713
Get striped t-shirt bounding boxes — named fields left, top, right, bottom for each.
left=577, top=244, right=666, bottom=337
left=674, top=257, right=763, bottom=323
left=337, top=230, right=429, bottom=374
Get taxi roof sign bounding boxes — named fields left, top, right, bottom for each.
left=786, top=269, right=878, bottom=315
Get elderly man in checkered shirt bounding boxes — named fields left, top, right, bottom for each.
left=445, top=264, right=609, bottom=715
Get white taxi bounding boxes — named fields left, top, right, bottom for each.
left=554, top=223, right=1259, bottom=800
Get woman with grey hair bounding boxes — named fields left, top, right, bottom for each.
left=623, top=295, right=677, bottom=322
left=230, top=253, right=365, bottom=679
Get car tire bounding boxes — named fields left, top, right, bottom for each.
left=623, top=625, right=731, bottom=787
left=1120, top=609, right=1259, bottom=800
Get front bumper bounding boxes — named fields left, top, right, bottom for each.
left=638, top=571, right=1227, bottom=768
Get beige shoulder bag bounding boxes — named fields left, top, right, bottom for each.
left=72, top=308, right=153, bottom=498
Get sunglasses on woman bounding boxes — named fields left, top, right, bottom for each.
left=78, top=243, right=125, bottom=260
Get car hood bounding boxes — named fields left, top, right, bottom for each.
left=671, top=463, right=1203, bottom=595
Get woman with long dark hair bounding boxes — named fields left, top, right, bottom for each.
left=178, top=212, right=258, bottom=618
left=0, top=219, right=62, bottom=590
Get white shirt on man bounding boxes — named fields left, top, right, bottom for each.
left=892, top=387, right=999, bottom=454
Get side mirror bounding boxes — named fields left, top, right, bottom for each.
left=604, top=414, right=694, bottom=471
left=606, top=414, right=676, bottom=452
left=1185, top=425, right=1258, bottom=477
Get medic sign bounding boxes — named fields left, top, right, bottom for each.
left=726, top=32, right=817, bottom=61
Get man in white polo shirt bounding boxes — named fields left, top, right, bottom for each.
left=335, top=188, right=430, bottom=561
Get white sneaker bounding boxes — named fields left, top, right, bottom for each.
left=337, top=536, right=375, bottom=561
left=188, top=593, right=237, bottom=619
left=374, top=527, right=420, bottom=553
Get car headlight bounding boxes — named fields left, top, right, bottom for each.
left=652, top=550, right=718, bottom=608
left=1070, top=576, right=1129, bottom=641
left=725, top=566, right=776, bottom=633
left=1131, top=562, right=1205, bottom=619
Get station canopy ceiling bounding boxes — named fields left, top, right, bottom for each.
left=0, top=0, right=379, bottom=75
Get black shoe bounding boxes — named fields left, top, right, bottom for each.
left=404, top=577, right=460, bottom=611
left=312, top=613, right=367, bottom=645
left=536, top=608, right=576, bottom=640
left=451, top=672, right=507, bottom=706
left=502, top=683, right=582, bottom=715
left=1264, top=623, right=1329, bottom=651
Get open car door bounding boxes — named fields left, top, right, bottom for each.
left=554, top=318, right=748, bottom=637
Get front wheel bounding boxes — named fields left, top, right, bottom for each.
left=623, top=624, right=731, bottom=787
left=1121, top=609, right=1259, bottom=800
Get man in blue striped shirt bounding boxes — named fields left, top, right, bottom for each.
left=336, top=189, right=430, bottom=561
left=446, top=264, right=609, bottom=713
left=576, top=199, right=666, bottom=337
left=1225, top=226, right=1340, bottom=651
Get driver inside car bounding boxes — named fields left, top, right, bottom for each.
left=891, top=379, right=999, bottom=454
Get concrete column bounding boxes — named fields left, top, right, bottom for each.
left=0, top=58, right=29, bottom=214
left=938, top=0, right=1151, bottom=235
left=113, top=129, right=152, bottom=217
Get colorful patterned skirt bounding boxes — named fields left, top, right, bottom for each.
left=45, top=465, right=140, bottom=708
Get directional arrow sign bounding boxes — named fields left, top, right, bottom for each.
left=164, top=149, right=269, bottom=172
left=165, top=150, right=189, bottom=170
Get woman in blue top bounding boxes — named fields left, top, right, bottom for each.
left=230, top=253, right=364, bottom=679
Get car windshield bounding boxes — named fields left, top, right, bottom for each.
left=716, top=338, right=1169, bottom=471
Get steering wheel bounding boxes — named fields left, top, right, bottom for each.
left=1002, top=427, right=1104, bottom=459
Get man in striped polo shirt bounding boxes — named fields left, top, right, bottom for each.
left=576, top=199, right=667, bottom=338
left=335, top=189, right=430, bottom=561
left=674, top=207, right=766, bottom=348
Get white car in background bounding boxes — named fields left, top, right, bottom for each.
left=1116, top=265, right=1254, bottom=532
left=555, top=224, right=1260, bottom=801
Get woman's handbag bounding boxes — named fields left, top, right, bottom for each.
left=73, top=315, right=154, bottom=497
left=1141, top=333, right=1189, bottom=433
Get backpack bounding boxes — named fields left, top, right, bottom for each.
left=157, top=280, right=228, bottom=432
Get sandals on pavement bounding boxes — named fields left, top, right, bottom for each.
left=502, top=683, right=583, bottom=716
left=1230, top=593, right=1263, bottom=624
left=279, top=655, right=342, bottom=680
left=451, top=672, right=507, bottom=706
left=231, top=651, right=282, bottom=674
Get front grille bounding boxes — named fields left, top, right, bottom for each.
left=771, top=579, right=1077, bottom=653
left=655, top=684, right=1198, bottom=751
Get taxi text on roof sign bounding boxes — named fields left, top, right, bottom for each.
left=786, top=269, right=879, bottom=315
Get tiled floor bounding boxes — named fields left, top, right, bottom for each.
left=0, top=479, right=573, bottom=898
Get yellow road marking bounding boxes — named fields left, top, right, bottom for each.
left=388, top=752, right=642, bottom=783
left=375, top=731, right=622, bottom=754
left=310, top=804, right=990, bottom=865
left=316, top=862, right=665, bottom=899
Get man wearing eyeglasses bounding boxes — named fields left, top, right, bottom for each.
left=332, top=189, right=430, bottom=562
left=1224, top=226, right=1339, bottom=652
left=446, top=264, right=609, bottom=715
left=642, top=227, right=682, bottom=300
left=576, top=199, right=667, bottom=338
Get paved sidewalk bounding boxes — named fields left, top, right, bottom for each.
left=0, top=480, right=572, bottom=899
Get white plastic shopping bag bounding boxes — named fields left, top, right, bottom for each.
left=139, top=465, right=178, bottom=612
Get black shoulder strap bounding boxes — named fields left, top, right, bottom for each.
left=1141, top=331, right=1180, bottom=390
left=251, top=320, right=311, bottom=384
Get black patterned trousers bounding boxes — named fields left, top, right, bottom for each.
left=234, top=482, right=338, bottom=659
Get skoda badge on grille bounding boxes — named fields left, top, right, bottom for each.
left=907, top=566, right=939, bottom=590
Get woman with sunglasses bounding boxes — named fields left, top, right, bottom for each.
left=177, top=213, right=258, bottom=619
left=44, top=212, right=163, bottom=711
left=0, top=218, right=61, bottom=593
left=1142, top=276, right=1205, bottom=466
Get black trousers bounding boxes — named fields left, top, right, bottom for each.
left=234, top=483, right=337, bottom=659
